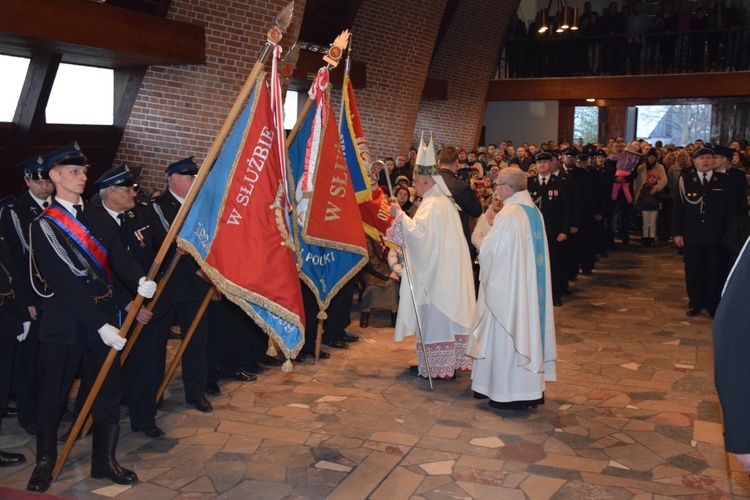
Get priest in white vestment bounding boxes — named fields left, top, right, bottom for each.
left=389, top=136, right=476, bottom=379
left=467, top=167, right=557, bottom=409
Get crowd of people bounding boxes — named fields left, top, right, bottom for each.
left=2, top=132, right=749, bottom=489
left=376, top=135, right=750, bottom=314
left=505, top=0, right=750, bottom=78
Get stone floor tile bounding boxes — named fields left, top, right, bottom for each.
left=426, top=424, right=463, bottom=439
left=370, top=466, right=424, bottom=500
left=693, top=420, right=725, bottom=445
left=536, top=453, right=608, bottom=473
left=419, top=460, right=455, bottom=475
left=455, top=455, right=505, bottom=471
left=520, top=474, right=567, bottom=499
left=369, top=431, right=419, bottom=446
left=326, top=451, right=401, bottom=500
left=580, top=471, right=707, bottom=496
left=457, top=481, right=527, bottom=499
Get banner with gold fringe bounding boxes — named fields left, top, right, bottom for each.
left=177, top=70, right=305, bottom=365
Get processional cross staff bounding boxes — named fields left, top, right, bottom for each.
left=376, top=152, right=435, bottom=391
left=53, top=1, right=296, bottom=480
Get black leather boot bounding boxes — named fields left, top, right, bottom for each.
left=390, top=312, right=397, bottom=327
left=90, top=422, right=138, bottom=485
left=27, top=429, right=57, bottom=492
left=0, top=449, right=25, bottom=467
left=359, top=312, right=369, bottom=328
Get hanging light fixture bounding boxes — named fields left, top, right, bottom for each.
left=561, top=6, right=570, bottom=30
left=538, top=9, right=549, bottom=33
left=571, top=8, right=579, bottom=30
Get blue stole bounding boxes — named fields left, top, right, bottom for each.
left=520, top=204, right=548, bottom=347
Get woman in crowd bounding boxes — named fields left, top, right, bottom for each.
left=634, top=149, right=668, bottom=247
left=394, top=186, right=413, bottom=214
left=471, top=190, right=504, bottom=252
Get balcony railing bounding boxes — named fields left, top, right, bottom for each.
left=501, top=28, right=750, bottom=79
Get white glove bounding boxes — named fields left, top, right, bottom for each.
left=98, top=324, right=126, bottom=351
left=17, top=321, right=31, bottom=342
left=137, top=277, right=157, bottom=298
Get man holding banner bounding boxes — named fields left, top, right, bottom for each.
left=389, top=135, right=475, bottom=380
left=27, top=143, right=156, bottom=492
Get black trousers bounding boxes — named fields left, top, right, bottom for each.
left=36, top=336, right=121, bottom=431
left=547, top=237, right=566, bottom=301
left=124, top=310, right=169, bottom=429
left=0, top=336, right=15, bottom=417
left=301, top=279, right=355, bottom=353
left=683, top=243, right=729, bottom=314
left=172, top=300, right=208, bottom=402
left=206, top=298, right=248, bottom=382
left=14, top=319, right=39, bottom=431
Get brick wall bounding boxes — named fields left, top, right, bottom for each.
left=413, top=0, right=520, bottom=151
left=116, top=0, right=307, bottom=190
left=342, top=0, right=447, bottom=159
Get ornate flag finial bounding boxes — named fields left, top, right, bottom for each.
left=323, top=29, right=350, bottom=68
left=267, top=1, right=295, bottom=44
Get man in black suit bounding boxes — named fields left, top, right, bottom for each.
left=89, top=164, right=170, bottom=438
left=152, top=157, right=215, bottom=413
left=672, top=146, right=734, bottom=317
left=27, top=142, right=156, bottom=492
left=0, top=229, right=28, bottom=468
left=528, top=151, right=573, bottom=306
left=713, top=240, right=750, bottom=475
left=0, top=156, right=54, bottom=435
left=712, top=144, right=748, bottom=218
left=437, top=146, right=483, bottom=255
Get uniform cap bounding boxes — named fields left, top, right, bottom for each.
left=19, top=155, right=49, bottom=181
left=44, top=141, right=88, bottom=168
left=166, top=156, right=199, bottom=176
left=94, top=164, right=136, bottom=189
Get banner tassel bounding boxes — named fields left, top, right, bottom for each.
left=282, top=359, right=294, bottom=372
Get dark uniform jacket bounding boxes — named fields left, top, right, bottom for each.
left=0, top=192, right=47, bottom=310
left=87, top=200, right=167, bottom=313
left=30, top=201, right=143, bottom=345
left=152, top=190, right=211, bottom=303
left=0, top=236, right=26, bottom=337
left=672, top=170, right=734, bottom=245
left=528, top=174, right=573, bottom=238
left=438, top=169, right=483, bottom=250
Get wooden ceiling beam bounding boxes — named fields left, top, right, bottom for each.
left=487, top=73, right=750, bottom=101
left=0, top=0, right=204, bottom=68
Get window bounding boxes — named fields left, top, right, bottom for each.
left=46, top=63, right=114, bottom=125
left=574, top=106, right=599, bottom=145
left=636, top=104, right=712, bottom=146
left=283, top=90, right=298, bottom=130
left=0, top=54, right=31, bottom=122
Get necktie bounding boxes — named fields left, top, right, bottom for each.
left=117, top=213, right=124, bottom=226
left=73, top=204, right=83, bottom=218
left=702, top=173, right=708, bottom=186
left=42, top=201, right=49, bottom=208
left=541, top=177, right=547, bottom=186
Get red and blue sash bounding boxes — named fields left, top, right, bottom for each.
left=41, top=205, right=112, bottom=284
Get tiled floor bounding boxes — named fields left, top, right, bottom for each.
left=1, top=242, right=749, bottom=499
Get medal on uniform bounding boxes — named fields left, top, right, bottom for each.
left=134, top=225, right=149, bottom=248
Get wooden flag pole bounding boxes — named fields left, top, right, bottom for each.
left=284, top=30, right=350, bottom=362
left=78, top=252, right=182, bottom=438
left=156, top=288, right=214, bottom=403
left=52, top=1, right=296, bottom=479
left=285, top=30, right=350, bottom=149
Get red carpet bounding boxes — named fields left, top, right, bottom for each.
left=0, top=487, right=70, bottom=499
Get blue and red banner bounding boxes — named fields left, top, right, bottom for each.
left=288, top=68, right=367, bottom=311
left=177, top=74, right=305, bottom=361
left=339, top=73, right=372, bottom=204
